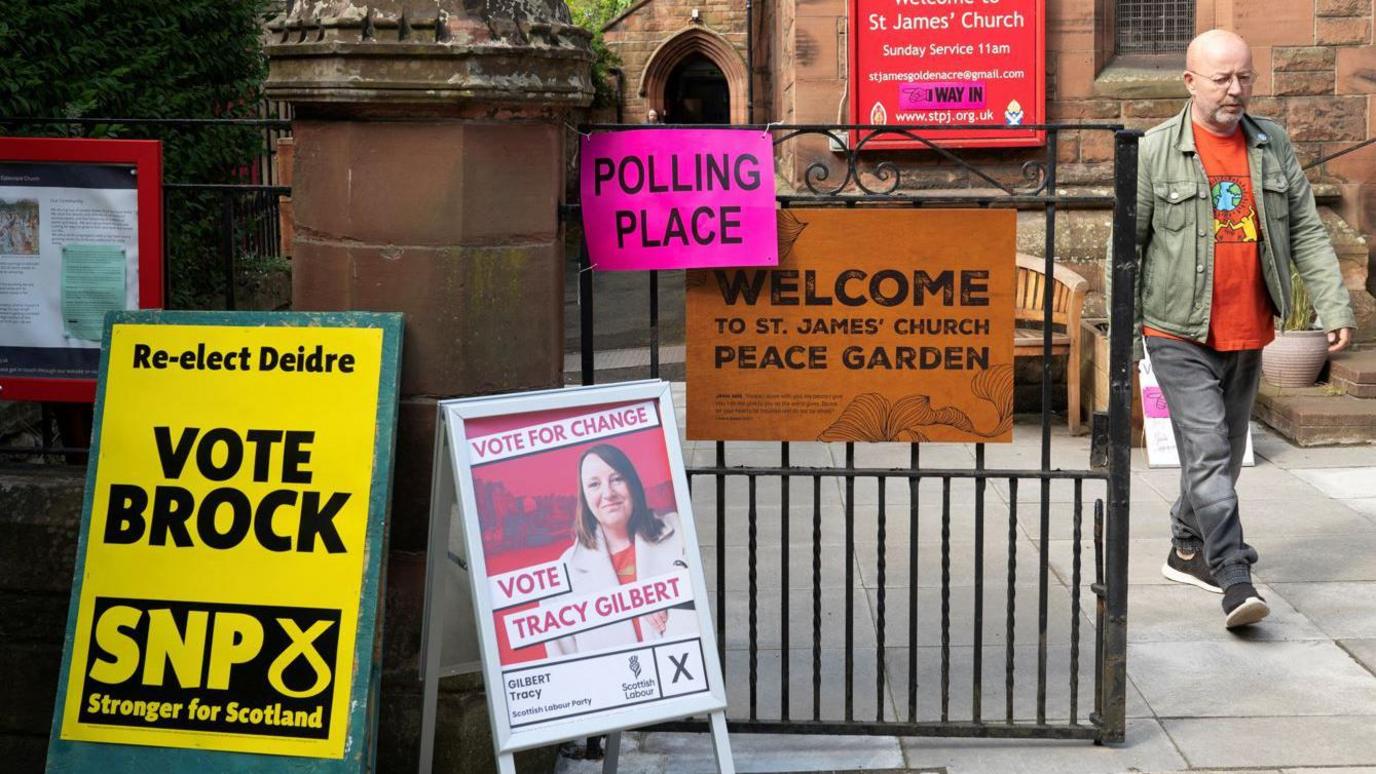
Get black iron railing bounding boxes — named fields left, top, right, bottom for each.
left=568, top=123, right=1138, bottom=744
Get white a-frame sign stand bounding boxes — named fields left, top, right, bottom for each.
left=418, top=380, right=734, bottom=773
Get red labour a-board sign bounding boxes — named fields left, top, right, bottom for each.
left=848, top=0, right=1046, bottom=149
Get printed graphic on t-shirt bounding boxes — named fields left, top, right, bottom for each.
left=1210, top=175, right=1257, bottom=243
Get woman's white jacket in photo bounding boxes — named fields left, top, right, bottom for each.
left=545, top=512, right=697, bottom=656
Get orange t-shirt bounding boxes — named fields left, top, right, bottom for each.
left=1143, top=123, right=1275, bottom=350
left=610, top=544, right=643, bottom=641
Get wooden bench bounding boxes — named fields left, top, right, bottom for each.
left=1014, top=253, right=1090, bottom=435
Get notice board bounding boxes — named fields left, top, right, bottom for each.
left=848, top=0, right=1046, bottom=148
left=686, top=208, right=1016, bottom=443
left=0, top=138, right=163, bottom=402
left=47, top=311, right=401, bottom=772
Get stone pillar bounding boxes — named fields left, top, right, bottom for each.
left=264, top=2, right=591, bottom=769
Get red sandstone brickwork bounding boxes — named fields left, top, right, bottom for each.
left=603, top=0, right=750, bottom=124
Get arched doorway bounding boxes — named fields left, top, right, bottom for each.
left=640, top=28, right=749, bottom=124
left=663, top=53, right=730, bottom=124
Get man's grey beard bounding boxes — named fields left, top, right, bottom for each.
left=1212, top=105, right=1245, bottom=127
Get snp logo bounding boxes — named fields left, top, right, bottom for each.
left=78, top=597, right=342, bottom=717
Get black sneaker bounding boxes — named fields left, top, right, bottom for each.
left=1161, top=548, right=1222, bottom=593
left=1222, top=582, right=1270, bottom=628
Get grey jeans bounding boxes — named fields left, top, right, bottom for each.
left=1145, top=336, right=1261, bottom=589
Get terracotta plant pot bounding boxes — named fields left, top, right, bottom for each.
left=1261, top=329, right=1330, bottom=387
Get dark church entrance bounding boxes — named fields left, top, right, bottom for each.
left=663, top=53, right=730, bottom=124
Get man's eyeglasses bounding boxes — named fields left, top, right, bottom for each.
left=1186, top=70, right=1255, bottom=89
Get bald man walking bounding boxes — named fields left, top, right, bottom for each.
left=1133, top=30, right=1356, bottom=628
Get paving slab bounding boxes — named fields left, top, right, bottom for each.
left=1271, top=582, right=1376, bottom=639
left=1341, top=638, right=1376, bottom=675
left=1047, top=537, right=1174, bottom=588
left=768, top=497, right=1045, bottom=553
left=638, top=731, right=906, bottom=773
left=1127, top=583, right=1327, bottom=643
left=692, top=504, right=849, bottom=548
left=899, top=718, right=1186, bottom=774
left=1292, top=467, right=1376, bottom=499
left=1136, top=462, right=1327, bottom=502
left=853, top=534, right=1045, bottom=589
left=1233, top=465, right=1332, bottom=499
left=721, top=647, right=899, bottom=722
left=1255, top=441, right=1376, bottom=469
left=691, top=475, right=846, bottom=515
left=717, top=586, right=877, bottom=650
left=1351, top=498, right=1376, bottom=519
left=698, top=541, right=855, bottom=591
left=1161, top=716, right=1376, bottom=768
left=558, top=737, right=668, bottom=774
left=850, top=441, right=976, bottom=469
left=1133, top=465, right=1188, bottom=497
left=1073, top=483, right=1374, bottom=542
left=846, top=476, right=1006, bottom=508
left=1284, top=769, right=1376, bottom=774
left=1103, top=494, right=1376, bottom=541
left=1252, top=534, right=1376, bottom=582
left=862, top=583, right=1093, bottom=648
left=1232, top=496, right=1376, bottom=537
left=1128, top=639, right=1376, bottom=717
left=1144, top=770, right=1281, bottom=774
left=849, top=495, right=1018, bottom=545
left=979, top=440, right=1101, bottom=472
left=989, top=476, right=1108, bottom=505
left=879, top=644, right=1152, bottom=723
left=1018, top=495, right=1172, bottom=542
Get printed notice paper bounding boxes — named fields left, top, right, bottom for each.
left=61, top=244, right=126, bottom=341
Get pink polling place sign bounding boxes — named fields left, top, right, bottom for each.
left=579, top=129, right=778, bottom=271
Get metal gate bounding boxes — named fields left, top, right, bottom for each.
left=570, top=123, right=1137, bottom=744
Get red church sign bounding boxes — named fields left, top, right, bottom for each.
left=848, top=0, right=1046, bottom=149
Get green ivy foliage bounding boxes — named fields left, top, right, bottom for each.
left=567, top=0, right=636, bottom=110
left=0, top=0, right=275, bottom=309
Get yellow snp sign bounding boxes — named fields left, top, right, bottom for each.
left=48, top=311, right=401, bottom=769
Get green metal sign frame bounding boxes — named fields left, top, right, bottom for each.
left=45, top=310, right=402, bottom=773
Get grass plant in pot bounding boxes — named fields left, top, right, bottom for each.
left=1261, top=267, right=1329, bottom=387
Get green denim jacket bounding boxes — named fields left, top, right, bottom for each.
left=1127, top=102, right=1356, bottom=359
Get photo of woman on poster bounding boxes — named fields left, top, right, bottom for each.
left=547, top=442, right=695, bottom=656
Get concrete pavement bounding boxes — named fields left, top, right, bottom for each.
left=556, top=384, right=1376, bottom=774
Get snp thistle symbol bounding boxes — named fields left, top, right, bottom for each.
left=629, top=655, right=642, bottom=679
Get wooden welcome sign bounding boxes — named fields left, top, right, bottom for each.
left=685, top=208, right=1016, bottom=443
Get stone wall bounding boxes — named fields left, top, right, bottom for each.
left=0, top=465, right=88, bottom=770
